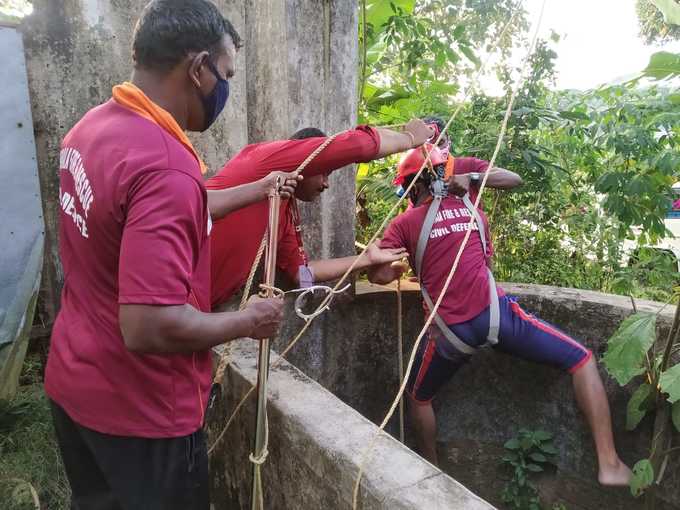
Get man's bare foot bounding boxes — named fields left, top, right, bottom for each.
left=598, top=459, right=633, bottom=486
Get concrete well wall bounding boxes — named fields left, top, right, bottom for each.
left=207, top=340, right=495, bottom=510
left=265, top=282, right=680, bottom=510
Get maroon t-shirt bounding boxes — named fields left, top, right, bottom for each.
left=45, top=100, right=212, bottom=438
left=381, top=157, right=502, bottom=324
left=206, top=126, right=380, bottom=307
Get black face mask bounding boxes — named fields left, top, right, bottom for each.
left=199, top=59, right=230, bottom=132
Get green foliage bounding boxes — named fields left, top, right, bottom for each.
left=358, top=11, right=680, bottom=302
left=628, top=51, right=680, bottom=83
left=626, top=382, right=654, bottom=430
left=602, top=312, right=657, bottom=386
left=637, top=0, right=680, bottom=44
left=500, top=429, right=557, bottom=510
left=672, top=400, right=680, bottom=432
left=0, top=354, right=69, bottom=510
left=357, top=0, right=527, bottom=124
left=630, top=459, right=655, bottom=497
left=604, top=299, right=680, bottom=497
left=651, top=0, right=680, bottom=26
left=658, top=362, right=680, bottom=402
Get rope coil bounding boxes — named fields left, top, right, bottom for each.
left=262, top=283, right=353, bottom=321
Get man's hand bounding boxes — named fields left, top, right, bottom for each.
left=364, top=242, right=408, bottom=266
left=448, top=173, right=471, bottom=197
left=259, top=170, right=304, bottom=200
left=367, top=260, right=409, bottom=285
left=243, top=295, right=284, bottom=339
left=403, top=119, right=436, bottom=148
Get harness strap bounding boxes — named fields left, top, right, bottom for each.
left=415, top=196, right=476, bottom=355
left=462, top=193, right=488, bottom=257
left=487, top=269, right=500, bottom=344
left=414, top=189, right=500, bottom=353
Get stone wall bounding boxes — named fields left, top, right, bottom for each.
left=207, top=339, right=495, bottom=510
left=21, top=0, right=357, bottom=322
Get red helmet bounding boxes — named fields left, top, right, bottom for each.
left=393, top=144, right=448, bottom=186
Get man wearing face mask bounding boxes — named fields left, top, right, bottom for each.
left=207, top=120, right=436, bottom=310
left=44, top=2, right=290, bottom=509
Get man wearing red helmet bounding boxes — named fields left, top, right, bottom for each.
left=368, top=127, right=632, bottom=486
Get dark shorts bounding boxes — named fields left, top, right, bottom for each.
left=50, top=400, right=209, bottom=510
left=406, top=295, right=592, bottom=404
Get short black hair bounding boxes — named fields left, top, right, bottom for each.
left=289, top=127, right=327, bottom=140
left=133, top=0, right=242, bottom=73
left=422, top=116, right=446, bottom=134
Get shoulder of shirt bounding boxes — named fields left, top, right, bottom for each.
left=70, top=100, right=202, bottom=181
left=206, top=141, right=278, bottom=188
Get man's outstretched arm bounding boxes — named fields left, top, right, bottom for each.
left=448, top=168, right=522, bottom=196
left=283, top=243, right=407, bottom=286
left=483, top=168, right=523, bottom=189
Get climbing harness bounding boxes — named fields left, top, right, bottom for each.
left=414, top=180, right=500, bottom=355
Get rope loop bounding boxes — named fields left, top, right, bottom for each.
left=258, top=283, right=352, bottom=321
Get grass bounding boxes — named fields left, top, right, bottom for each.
left=0, top=350, right=70, bottom=510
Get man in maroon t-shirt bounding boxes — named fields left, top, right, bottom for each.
left=45, top=2, right=292, bottom=509
left=207, top=120, right=436, bottom=309
left=369, top=122, right=631, bottom=486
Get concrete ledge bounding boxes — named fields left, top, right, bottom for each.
left=207, top=340, right=495, bottom=510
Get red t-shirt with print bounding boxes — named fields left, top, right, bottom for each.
left=381, top=157, right=502, bottom=324
left=206, top=126, right=380, bottom=307
left=45, top=100, right=212, bottom=438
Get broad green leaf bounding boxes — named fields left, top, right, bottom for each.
left=651, top=0, right=680, bottom=26
left=504, top=438, right=520, bottom=450
left=526, top=464, right=544, bottom=473
left=529, top=452, right=547, bottom=463
left=626, top=383, right=653, bottom=430
left=365, top=39, right=387, bottom=66
left=452, top=24, right=466, bottom=40
left=532, top=430, right=553, bottom=441
left=630, top=459, right=654, bottom=497
left=672, top=400, right=680, bottom=433
left=602, top=312, right=657, bottom=386
left=365, top=0, right=415, bottom=33
left=641, top=51, right=680, bottom=81
left=459, top=45, right=480, bottom=66
left=659, top=362, right=680, bottom=403
left=539, top=444, right=558, bottom=455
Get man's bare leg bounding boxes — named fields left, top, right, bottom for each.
left=572, top=356, right=632, bottom=486
left=406, top=393, right=438, bottom=465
